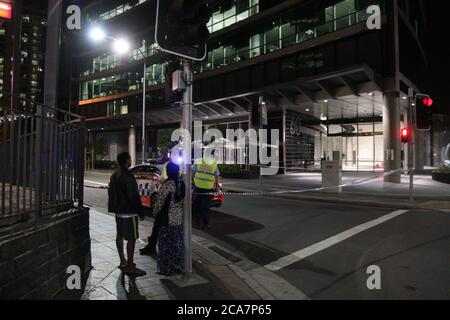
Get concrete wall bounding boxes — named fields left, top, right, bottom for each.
left=432, top=115, right=450, bottom=167
left=0, top=209, right=91, bottom=300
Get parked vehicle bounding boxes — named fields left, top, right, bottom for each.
left=130, top=165, right=163, bottom=208
left=130, top=164, right=224, bottom=209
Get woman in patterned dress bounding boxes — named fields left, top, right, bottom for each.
left=153, top=162, right=186, bottom=276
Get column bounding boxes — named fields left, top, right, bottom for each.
left=415, top=130, right=425, bottom=171
left=128, top=127, right=136, bottom=167
left=282, top=107, right=287, bottom=174
left=91, top=130, right=96, bottom=171
left=383, top=91, right=401, bottom=183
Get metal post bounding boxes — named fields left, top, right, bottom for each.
left=78, top=118, right=86, bottom=208
left=182, top=59, right=193, bottom=275
left=35, top=107, right=43, bottom=219
left=142, top=59, right=147, bottom=164
left=408, top=87, right=414, bottom=201
left=282, top=107, right=287, bottom=174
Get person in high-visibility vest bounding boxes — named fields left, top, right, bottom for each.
left=192, top=157, right=220, bottom=230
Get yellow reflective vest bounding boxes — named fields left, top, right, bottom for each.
left=193, top=159, right=218, bottom=190
left=162, top=162, right=183, bottom=181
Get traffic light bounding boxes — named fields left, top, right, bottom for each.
left=415, top=94, right=433, bottom=130
left=401, top=128, right=410, bottom=144
left=155, top=0, right=212, bottom=60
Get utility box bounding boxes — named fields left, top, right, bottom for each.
left=322, top=160, right=342, bottom=192
left=172, top=70, right=186, bottom=92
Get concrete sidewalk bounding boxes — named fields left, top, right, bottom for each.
left=82, top=209, right=308, bottom=300
left=222, top=173, right=450, bottom=212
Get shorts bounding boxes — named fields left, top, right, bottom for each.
left=115, top=216, right=139, bottom=241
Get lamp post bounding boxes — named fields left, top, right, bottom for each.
left=89, top=27, right=147, bottom=164
left=137, top=47, right=147, bottom=164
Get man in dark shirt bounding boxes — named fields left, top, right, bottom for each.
left=108, top=152, right=146, bottom=276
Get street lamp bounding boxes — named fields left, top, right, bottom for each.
left=88, top=28, right=148, bottom=164
left=113, top=38, right=131, bottom=56
left=89, top=26, right=106, bottom=42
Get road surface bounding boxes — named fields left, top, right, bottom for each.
left=84, top=171, right=450, bottom=300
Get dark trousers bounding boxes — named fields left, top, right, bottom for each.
left=194, top=188, right=212, bottom=226
left=147, top=217, right=160, bottom=249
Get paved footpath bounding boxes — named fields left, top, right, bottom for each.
left=82, top=212, right=171, bottom=300
left=82, top=209, right=307, bottom=300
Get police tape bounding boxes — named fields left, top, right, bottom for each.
left=203, top=169, right=405, bottom=197
left=83, top=169, right=404, bottom=197
left=84, top=185, right=108, bottom=190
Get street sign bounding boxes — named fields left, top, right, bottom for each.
left=155, top=0, right=211, bottom=61
left=0, top=1, right=12, bottom=20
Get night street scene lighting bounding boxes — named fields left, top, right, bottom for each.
left=0, top=0, right=449, bottom=312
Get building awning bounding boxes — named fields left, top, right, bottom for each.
left=84, top=64, right=390, bottom=130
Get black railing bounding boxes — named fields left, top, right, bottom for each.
left=0, top=93, right=86, bottom=227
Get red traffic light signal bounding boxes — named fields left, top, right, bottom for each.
left=401, top=128, right=410, bottom=144
left=0, top=2, right=12, bottom=20
left=422, top=97, right=433, bottom=107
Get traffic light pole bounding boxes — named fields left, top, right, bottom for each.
left=142, top=59, right=147, bottom=164
left=408, top=88, right=414, bottom=202
left=182, top=58, right=193, bottom=275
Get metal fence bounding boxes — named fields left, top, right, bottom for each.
left=0, top=94, right=85, bottom=227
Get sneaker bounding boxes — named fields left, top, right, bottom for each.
left=123, top=265, right=147, bottom=277
left=140, top=245, right=157, bottom=256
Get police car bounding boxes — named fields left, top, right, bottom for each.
left=130, top=164, right=224, bottom=209
left=130, top=164, right=163, bottom=208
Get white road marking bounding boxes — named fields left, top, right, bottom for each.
left=265, top=209, right=409, bottom=271
left=84, top=180, right=108, bottom=187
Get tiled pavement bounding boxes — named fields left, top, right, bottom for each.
left=80, top=208, right=307, bottom=301
left=81, top=211, right=172, bottom=300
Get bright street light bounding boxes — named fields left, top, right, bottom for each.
left=89, top=27, right=106, bottom=42
left=89, top=27, right=147, bottom=164
left=113, top=38, right=131, bottom=55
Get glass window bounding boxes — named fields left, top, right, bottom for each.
left=212, top=48, right=225, bottom=68
left=280, top=21, right=296, bottom=48
left=264, top=23, right=280, bottom=53
left=208, top=0, right=259, bottom=33
left=334, top=0, right=356, bottom=30
left=224, top=45, right=237, bottom=65
left=121, top=105, right=128, bottom=115
left=224, top=3, right=236, bottom=27
left=250, top=34, right=262, bottom=58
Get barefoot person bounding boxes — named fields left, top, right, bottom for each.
left=108, top=152, right=146, bottom=277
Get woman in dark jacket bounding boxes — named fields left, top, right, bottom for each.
left=153, top=162, right=186, bottom=276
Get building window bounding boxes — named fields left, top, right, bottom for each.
left=208, top=0, right=260, bottom=33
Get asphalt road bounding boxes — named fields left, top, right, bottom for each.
left=84, top=172, right=450, bottom=300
